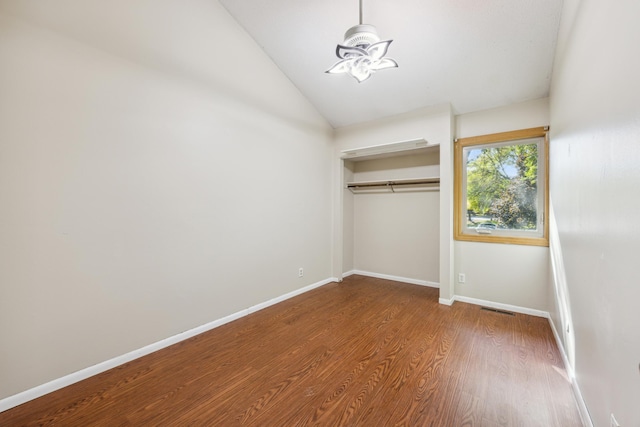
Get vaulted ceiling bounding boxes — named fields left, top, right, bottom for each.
left=220, top=0, right=564, bottom=128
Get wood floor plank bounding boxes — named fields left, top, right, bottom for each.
left=0, top=276, right=583, bottom=426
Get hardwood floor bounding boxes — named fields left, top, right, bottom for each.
left=0, top=275, right=582, bottom=426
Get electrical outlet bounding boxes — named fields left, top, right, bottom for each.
left=458, top=273, right=466, bottom=284
left=298, top=268, right=304, bottom=277
left=611, top=413, right=620, bottom=427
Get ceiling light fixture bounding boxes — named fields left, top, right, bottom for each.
left=326, top=0, right=398, bottom=83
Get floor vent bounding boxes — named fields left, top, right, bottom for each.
left=480, top=307, right=515, bottom=316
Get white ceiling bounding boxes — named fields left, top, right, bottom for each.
left=219, top=0, right=564, bottom=128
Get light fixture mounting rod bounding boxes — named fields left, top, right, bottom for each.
left=359, top=0, right=363, bottom=24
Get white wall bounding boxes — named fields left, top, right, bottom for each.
left=0, top=1, right=333, bottom=400
left=349, top=152, right=440, bottom=182
left=549, top=1, right=640, bottom=425
left=335, top=105, right=452, bottom=151
left=342, top=162, right=355, bottom=273
left=454, top=98, right=550, bottom=310
left=353, top=191, right=440, bottom=283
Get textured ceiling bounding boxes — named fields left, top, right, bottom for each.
left=219, top=0, right=564, bottom=128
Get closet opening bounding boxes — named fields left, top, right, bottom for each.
left=341, top=142, right=441, bottom=289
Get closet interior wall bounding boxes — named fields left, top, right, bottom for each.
left=344, top=150, right=440, bottom=285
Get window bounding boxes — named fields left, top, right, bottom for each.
left=454, top=127, right=549, bottom=246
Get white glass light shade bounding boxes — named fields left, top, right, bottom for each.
left=326, top=24, right=398, bottom=83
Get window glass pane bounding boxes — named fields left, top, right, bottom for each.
left=464, top=140, right=539, bottom=233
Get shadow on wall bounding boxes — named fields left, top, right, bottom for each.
left=549, top=200, right=575, bottom=377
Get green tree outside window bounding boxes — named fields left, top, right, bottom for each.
left=466, top=143, right=538, bottom=230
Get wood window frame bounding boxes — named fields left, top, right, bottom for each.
left=454, top=126, right=549, bottom=247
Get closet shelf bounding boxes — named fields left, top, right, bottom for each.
left=341, top=139, right=437, bottom=162
left=346, top=177, right=440, bottom=193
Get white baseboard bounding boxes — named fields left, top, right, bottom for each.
left=0, top=277, right=336, bottom=413
left=570, top=376, right=593, bottom=427
left=345, top=270, right=439, bottom=289
left=547, top=317, right=593, bottom=427
left=453, top=295, right=549, bottom=318
left=344, top=274, right=546, bottom=319
left=547, top=316, right=572, bottom=377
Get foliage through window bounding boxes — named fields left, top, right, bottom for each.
left=454, top=127, right=549, bottom=246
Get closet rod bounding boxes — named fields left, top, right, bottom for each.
left=346, top=178, right=440, bottom=193
left=346, top=178, right=439, bottom=189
